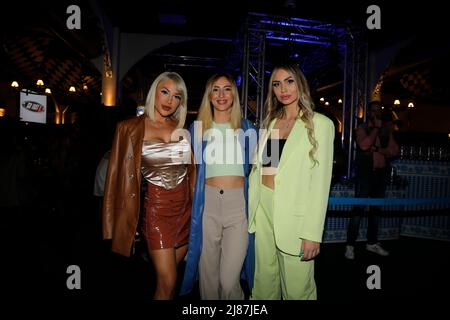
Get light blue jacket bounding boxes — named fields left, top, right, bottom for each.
left=179, top=119, right=258, bottom=295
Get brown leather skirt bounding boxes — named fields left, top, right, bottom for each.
left=141, top=177, right=191, bottom=250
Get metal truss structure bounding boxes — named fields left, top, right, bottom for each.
left=342, top=37, right=369, bottom=178
left=239, top=12, right=368, bottom=178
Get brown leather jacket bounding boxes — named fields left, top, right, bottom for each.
left=102, top=115, right=196, bottom=257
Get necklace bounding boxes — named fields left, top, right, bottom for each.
left=281, top=117, right=296, bottom=129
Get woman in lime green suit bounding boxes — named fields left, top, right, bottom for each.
left=248, top=62, right=334, bottom=300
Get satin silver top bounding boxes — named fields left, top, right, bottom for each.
left=141, top=138, right=190, bottom=190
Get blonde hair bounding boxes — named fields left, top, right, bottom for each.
left=262, top=63, right=318, bottom=165
left=144, top=71, right=188, bottom=129
left=197, top=73, right=241, bottom=134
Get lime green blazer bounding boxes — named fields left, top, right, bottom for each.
left=248, top=112, right=335, bottom=256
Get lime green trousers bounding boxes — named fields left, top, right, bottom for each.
left=251, top=184, right=317, bottom=300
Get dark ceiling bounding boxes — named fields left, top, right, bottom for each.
left=1, top=0, right=449, bottom=111
left=1, top=1, right=104, bottom=106
left=95, top=1, right=448, bottom=47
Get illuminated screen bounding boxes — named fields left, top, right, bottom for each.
left=19, top=90, right=47, bottom=124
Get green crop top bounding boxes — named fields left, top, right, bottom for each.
left=205, top=122, right=245, bottom=179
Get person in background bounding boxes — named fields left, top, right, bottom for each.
left=103, top=71, right=195, bottom=299
left=93, top=150, right=111, bottom=198
left=344, top=100, right=399, bottom=260
left=93, top=150, right=111, bottom=240
left=248, top=62, right=334, bottom=299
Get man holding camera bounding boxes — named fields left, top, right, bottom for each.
left=344, top=101, right=399, bottom=260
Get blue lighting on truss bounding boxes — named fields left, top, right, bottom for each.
left=260, top=19, right=331, bottom=31
left=266, top=35, right=332, bottom=46
left=236, top=75, right=242, bottom=86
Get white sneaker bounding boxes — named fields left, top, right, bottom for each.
left=344, top=245, right=355, bottom=260
left=366, top=243, right=389, bottom=256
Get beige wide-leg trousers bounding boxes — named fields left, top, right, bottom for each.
left=199, top=185, right=248, bottom=300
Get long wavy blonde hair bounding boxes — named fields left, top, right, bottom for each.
left=197, top=73, right=242, bottom=134
left=262, top=63, right=318, bottom=165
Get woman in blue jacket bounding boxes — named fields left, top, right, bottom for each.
left=180, top=73, right=257, bottom=299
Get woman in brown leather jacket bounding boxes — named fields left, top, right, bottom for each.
left=102, top=71, right=195, bottom=299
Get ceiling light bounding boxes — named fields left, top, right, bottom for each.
left=11, top=81, right=19, bottom=88
left=36, top=79, right=44, bottom=86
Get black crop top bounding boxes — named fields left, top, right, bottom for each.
left=262, top=139, right=287, bottom=167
